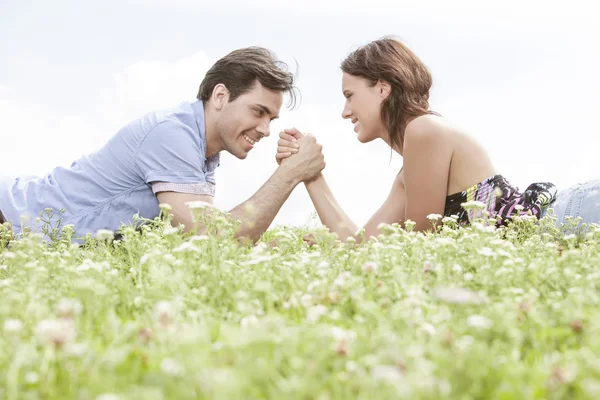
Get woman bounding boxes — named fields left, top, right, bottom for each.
left=276, top=37, right=599, bottom=241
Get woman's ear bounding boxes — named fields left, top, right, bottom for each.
left=378, top=80, right=392, bottom=100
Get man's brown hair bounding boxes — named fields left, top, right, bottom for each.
left=198, top=47, right=298, bottom=108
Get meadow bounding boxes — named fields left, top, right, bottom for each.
left=1, top=204, right=600, bottom=399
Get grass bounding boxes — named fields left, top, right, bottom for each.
left=1, top=206, right=600, bottom=399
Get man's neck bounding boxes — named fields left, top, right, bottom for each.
left=203, top=104, right=224, bottom=158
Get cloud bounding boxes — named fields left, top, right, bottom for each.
left=0, top=48, right=403, bottom=228
left=2, top=4, right=599, bottom=230
left=0, top=87, right=103, bottom=177
left=93, top=52, right=215, bottom=128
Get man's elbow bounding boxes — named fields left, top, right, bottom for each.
left=232, top=227, right=260, bottom=246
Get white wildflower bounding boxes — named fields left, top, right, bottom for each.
left=467, top=315, right=493, bottom=330
left=96, top=395, right=120, bottom=400
left=95, top=229, right=114, bottom=241
left=463, top=272, right=474, bottom=281
left=427, top=214, right=442, bottom=222
left=306, top=305, right=328, bottom=322
left=434, top=237, right=456, bottom=247
left=455, top=335, right=475, bottom=351
left=452, top=264, right=463, bottom=274
left=301, top=293, right=313, bottom=307
left=362, top=261, right=378, bottom=274
left=478, top=247, right=495, bottom=257
left=421, top=323, right=436, bottom=336
left=24, top=372, right=39, bottom=384
left=3, top=318, right=24, bottom=335
left=283, top=294, right=300, bottom=309
left=432, top=287, right=484, bottom=305
left=582, top=379, right=600, bottom=396
left=153, top=300, right=175, bottom=327
left=160, top=358, right=185, bottom=377
left=442, top=216, right=457, bottom=224
left=330, top=326, right=357, bottom=342
left=158, top=203, right=172, bottom=211
left=564, top=234, right=577, bottom=242
left=403, top=219, right=416, bottom=231
left=189, top=235, right=210, bottom=242
left=274, top=230, right=296, bottom=240
left=377, top=222, right=389, bottom=230
left=461, top=200, right=486, bottom=211
left=56, top=298, right=83, bottom=319
left=36, top=318, right=76, bottom=346
left=502, top=259, right=515, bottom=267
left=185, top=201, right=213, bottom=210
left=371, top=365, right=404, bottom=382
left=317, top=269, right=327, bottom=278
left=240, top=315, right=259, bottom=329
left=163, top=227, right=180, bottom=236
left=63, top=342, right=88, bottom=357
left=333, top=271, right=352, bottom=288
left=346, top=360, right=359, bottom=372
left=172, top=242, right=200, bottom=253
left=423, top=260, right=435, bottom=272
left=133, top=296, right=144, bottom=307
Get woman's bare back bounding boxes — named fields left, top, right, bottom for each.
left=398, top=115, right=497, bottom=197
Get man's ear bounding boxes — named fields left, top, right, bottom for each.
left=211, top=84, right=230, bottom=111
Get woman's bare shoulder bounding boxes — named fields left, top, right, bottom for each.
left=405, top=114, right=461, bottom=135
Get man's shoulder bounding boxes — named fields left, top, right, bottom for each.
left=135, top=100, right=197, bottom=132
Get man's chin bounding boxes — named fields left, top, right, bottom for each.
left=229, top=149, right=249, bottom=160
left=223, top=143, right=249, bottom=159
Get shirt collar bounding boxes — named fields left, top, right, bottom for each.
left=192, top=99, right=220, bottom=171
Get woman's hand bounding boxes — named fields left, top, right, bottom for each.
left=275, top=128, right=304, bottom=165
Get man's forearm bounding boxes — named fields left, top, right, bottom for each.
left=305, top=173, right=358, bottom=240
left=228, top=166, right=299, bottom=243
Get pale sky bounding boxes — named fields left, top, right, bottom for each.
left=1, top=0, right=599, bottom=229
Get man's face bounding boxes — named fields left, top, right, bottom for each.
left=217, top=81, right=283, bottom=159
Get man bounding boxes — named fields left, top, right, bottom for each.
left=0, top=47, right=325, bottom=243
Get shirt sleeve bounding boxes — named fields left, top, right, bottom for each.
left=135, top=120, right=208, bottom=185
left=151, top=182, right=215, bottom=196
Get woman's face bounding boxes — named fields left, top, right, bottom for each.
left=341, top=72, right=390, bottom=144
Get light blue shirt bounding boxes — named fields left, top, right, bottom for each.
left=0, top=100, right=220, bottom=240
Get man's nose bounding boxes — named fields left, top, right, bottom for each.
left=257, top=120, right=270, bottom=137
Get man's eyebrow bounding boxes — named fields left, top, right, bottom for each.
left=255, top=103, right=279, bottom=119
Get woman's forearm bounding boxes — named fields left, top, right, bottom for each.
left=304, top=173, right=359, bottom=240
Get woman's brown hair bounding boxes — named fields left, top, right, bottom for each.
left=341, top=37, right=437, bottom=150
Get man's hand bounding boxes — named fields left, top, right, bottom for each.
left=278, top=130, right=326, bottom=183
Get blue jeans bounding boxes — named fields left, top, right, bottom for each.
left=548, top=179, right=600, bottom=231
